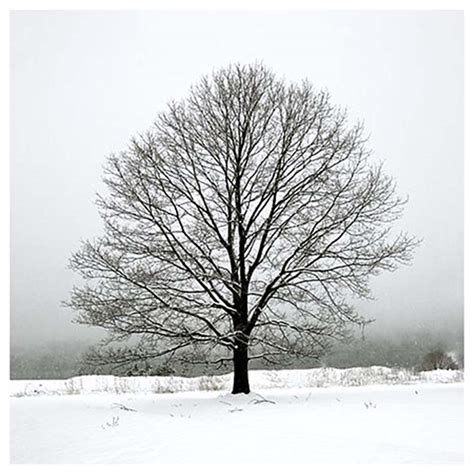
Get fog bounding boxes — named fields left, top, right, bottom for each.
left=10, top=10, right=463, bottom=351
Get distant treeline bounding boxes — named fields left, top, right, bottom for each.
left=10, top=322, right=463, bottom=380
left=10, top=341, right=87, bottom=380
left=320, top=329, right=464, bottom=370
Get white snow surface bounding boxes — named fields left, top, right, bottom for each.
left=10, top=366, right=463, bottom=397
left=11, top=383, right=463, bottom=463
left=10, top=367, right=463, bottom=463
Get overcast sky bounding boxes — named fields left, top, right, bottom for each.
left=10, top=10, right=463, bottom=347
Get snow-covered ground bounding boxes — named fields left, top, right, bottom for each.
left=9, top=366, right=464, bottom=397
left=10, top=368, right=463, bottom=464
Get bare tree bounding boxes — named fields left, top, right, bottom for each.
left=67, top=63, right=417, bottom=394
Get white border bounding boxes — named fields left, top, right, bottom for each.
left=2, top=1, right=470, bottom=473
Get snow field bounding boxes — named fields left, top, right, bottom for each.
left=10, top=383, right=463, bottom=463
left=10, top=366, right=464, bottom=397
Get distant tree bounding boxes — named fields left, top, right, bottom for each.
left=421, top=350, right=458, bottom=371
left=67, top=63, right=417, bottom=393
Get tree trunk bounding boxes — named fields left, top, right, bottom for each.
left=232, top=345, right=250, bottom=394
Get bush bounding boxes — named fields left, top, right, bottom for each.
left=420, top=350, right=458, bottom=371
left=198, top=375, right=226, bottom=392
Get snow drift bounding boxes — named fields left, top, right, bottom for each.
left=10, top=366, right=463, bottom=397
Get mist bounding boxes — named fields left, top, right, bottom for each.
left=10, top=11, right=463, bottom=357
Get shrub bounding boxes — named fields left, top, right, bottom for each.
left=198, top=375, right=226, bottom=392
left=420, top=350, right=458, bottom=371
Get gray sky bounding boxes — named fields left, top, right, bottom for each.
left=10, top=10, right=463, bottom=347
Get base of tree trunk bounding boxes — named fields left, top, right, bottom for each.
left=232, top=348, right=250, bottom=394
